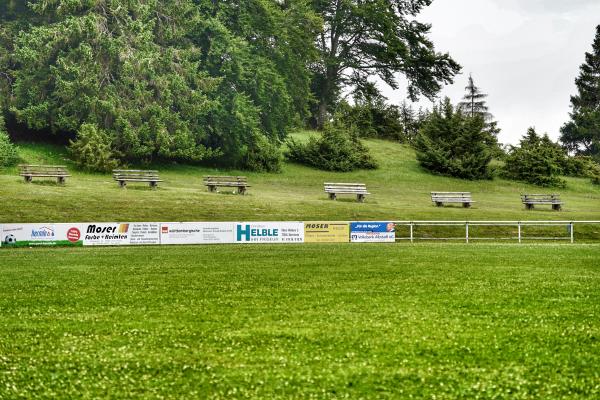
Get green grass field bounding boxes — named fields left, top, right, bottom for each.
left=1, top=131, right=599, bottom=223
left=1, top=133, right=599, bottom=398
left=1, top=244, right=599, bottom=399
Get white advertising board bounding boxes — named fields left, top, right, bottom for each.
left=1, top=223, right=84, bottom=247
left=82, top=222, right=160, bottom=246
left=234, top=222, right=304, bottom=243
left=160, top=222, right=235, bottom=245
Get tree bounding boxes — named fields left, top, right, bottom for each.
left=310, top=0, right=460, bottom=128
left=503, top=128, right=566, bottom=187
left=458, top=74, right=503, bottom=157
left=4, top=0, right=319, bottom=171
left=415, top=98, right=492, bottom=180
left=560, top=25, right=600, bottom=161
left=286, top=120, right=377, bottom=171
left=336, top=82, right=404, bottom=140
left=0, top=114, right=18, bottom=167
left=458, top=74, right=491, bottom=119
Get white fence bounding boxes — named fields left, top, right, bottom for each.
left=393, top=221, right=600, bottom=243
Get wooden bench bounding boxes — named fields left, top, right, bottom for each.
left=113, top=170, right=162, bottom=189
left=431, top=192, right=474, bottom=208
left=19, top=164, right=70, bottom=184
left=521, top=194, right=562, bottom=211
left=203, top=176, right=250, bottom=195
left=324, top=183, right=370, bottom=202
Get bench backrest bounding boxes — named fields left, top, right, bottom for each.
left=431, top=192, right=472, bottom=201
left=521, top=194, right=561, bottom=203
left=19, top=164, right=69, bottom=176
left=113, top=170, right=160, bottom=180
left=324, top=182, right=368, bottom=194
left=203, top=176, right=248, bottom=185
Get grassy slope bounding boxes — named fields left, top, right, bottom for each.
left=1, top=132, right=599, bottom=223
left=0, top=244, right=598, bottom=399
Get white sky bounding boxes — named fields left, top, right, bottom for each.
left=383, top=0, right=600, bottom=145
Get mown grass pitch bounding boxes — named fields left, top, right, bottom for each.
left=1, top=244, right=598, bottom=399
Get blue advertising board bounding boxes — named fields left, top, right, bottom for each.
left=350, top=222, right=396, bottom=243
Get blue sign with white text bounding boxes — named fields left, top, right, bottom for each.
left=350, top=222, right=395, bottom=243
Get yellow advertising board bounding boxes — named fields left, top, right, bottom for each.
left=304, top=222, right=349, bottom=243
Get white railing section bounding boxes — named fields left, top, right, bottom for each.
left=392, top=221, right=600, bottom=244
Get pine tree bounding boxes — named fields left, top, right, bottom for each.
left=415, top=98, right=492, bottom=180
left=560, top=25, right=600, bottom=160
left=458, top=74, right=503, bottom=157
left=458, top=74, right=491, bottom=120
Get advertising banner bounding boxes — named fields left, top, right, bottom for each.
left=160, top=222, right=235, bottom=245
left=304, top=222, right=349, bottom=243
left=1, top=223, right=84, bottom=247
left=235, top=222, right=304, bottom=243
left=82, top=222, right=160, bottom=246
left=350, top=222, right=396, bottom=243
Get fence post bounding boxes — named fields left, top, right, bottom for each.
left=466, top=222, right=469, bottom=244
left=518, top=222, right=521, bottom=244
left=570, top=222, right=574, bottom=244
left=410, top=223, right=414, bottom=243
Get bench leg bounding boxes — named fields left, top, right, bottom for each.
left=57, top=177, right=65, bottom=185
left=238, top=187, right=246, bottom=195
left=525, top=204, right=533, bottom=210
left=150, top=181, right=157, bottom=190
left=208, top=185, right=217, bottom=193
left=553, top=204, right=561, bottom=211
left=119, top=180, right=126, bottom=189
left=329, top=193, right=336, bottom=201
left=463, top=202, right=471, bottom=208
left=24, top=176, right=32, bottom=183
left=357, top=194, right=365, bottom=203
left=435, top=202, right=443, bottom=207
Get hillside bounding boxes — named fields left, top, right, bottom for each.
left=1, top=131, right=599, bottom=223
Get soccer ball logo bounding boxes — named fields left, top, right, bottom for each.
left=3, top=234, right=17, bottom=245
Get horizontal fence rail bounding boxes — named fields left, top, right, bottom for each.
left=392, top=221, right=600, bottom=243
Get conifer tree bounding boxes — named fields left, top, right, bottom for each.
left=415, top=98, right=492, bottom=180
left=458, top=74, right=503, bottom=156
left=458, top=74, right=491, bottom=120
left=560, top=25, right=600, bottom=160
left=503, top=128, right=567, bottom=187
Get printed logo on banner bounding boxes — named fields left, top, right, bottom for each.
left=84, top=223, right=129, bottom=246
left=30, top=226, right=55, bottom=240
left=304, top=222, right=349, bottom=243
left=160, top=222, right=235, bottom=245
left=67, top=227, right=81, bottom=243
left=235, top=222, right=304, bottom=243
left=350, top=222, right=396, bottom=243
left=83, top=223, right=159, bottom=246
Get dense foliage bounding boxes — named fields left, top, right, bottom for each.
left=560, top=25, right=600, bottom=161
left=0, top=0, right=458, bottom=171
left=286, top=122, right=377, bottom=171
left=0, top=0, right=321, bottom=171
left=310, top=0, right=460, bottom=127
left=0, top=115, right=18, bottom=167
left=415, top=98, right=492, bottom=180
left=336, top=83, right=404, bottom=141
left=502, top=128, right=567, bottom=187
